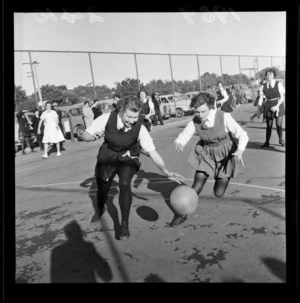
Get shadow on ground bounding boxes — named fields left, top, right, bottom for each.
left=50, top=220, right=112, bottom=283
left=260, top=256, right=286, bottom=282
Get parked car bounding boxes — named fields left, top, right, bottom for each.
left=158, top=93, right=194, bottom=117
left=59, top=103, right=86, bottom=139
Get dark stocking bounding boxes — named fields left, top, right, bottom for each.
left=214, top=177, right=231, bottom=198
left=192, top=171, right=209, bottom=195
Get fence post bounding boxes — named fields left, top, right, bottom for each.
left=134, top=54, right=140, bottom=91
left=28, top=52, right=38, bottom=107
left=168, top=54, right=177, bottom=117
left=238, top=55, right=242, bottom=84
left=219, top=55, right=224, bottom=83
left=88, top=52, right=97, bottom=100
left=270, top=56, right=273, bottom=67
left=196, top=55, right=201, bottom=91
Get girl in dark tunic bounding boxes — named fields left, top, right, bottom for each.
left=257, top=68, right=285, bottom=147
left=16, top=110, right=32, bottom=155
left=81, top=96, right=184, bottom=240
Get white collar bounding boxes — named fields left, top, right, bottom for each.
left=205, top=108, right=217, bottom=122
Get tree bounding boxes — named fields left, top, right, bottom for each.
left=61, top=90, right=79, bottom=105
left=114, top=78, right=143, bottom=97
left=14, top=85, right=28, bottom=110
left=40, top=84, right=63, bottom=103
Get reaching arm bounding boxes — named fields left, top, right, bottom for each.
left=174, top=120, right=195, bottom=152
left=149, top=150, right=184, bottom=184
left=81, top=113, right=110, bottom=142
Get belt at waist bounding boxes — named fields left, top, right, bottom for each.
left=266, top=97, right=279, bottom=101
left=200, top=137, right=231, bottom=147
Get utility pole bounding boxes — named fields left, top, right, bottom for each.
left=32, top=61, right=43, bottom=107
left=22, top=53, right=38, bottom=106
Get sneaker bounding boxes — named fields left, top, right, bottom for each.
left=169, top=214, right=187, bottom=227
left=57, top=152, right=61, bottom=157
left=42, top=154, right=48, bottom=158
left=260, top=142, right=269, bottom=148
left=119, top=223, right=130, bottom=240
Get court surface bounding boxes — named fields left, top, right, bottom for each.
left=15, top=104, right=285, bottom=283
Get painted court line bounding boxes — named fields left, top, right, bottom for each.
left=16, top=178, right=285, bottom=192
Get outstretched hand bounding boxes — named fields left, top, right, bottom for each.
left=232, top=149, right=244, bottom=166
left=166, top=172, right=185, bottom=184
left=92, top=131, right=103, bottom=140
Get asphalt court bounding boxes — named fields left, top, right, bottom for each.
left=15, top=104, right=286, bottom=283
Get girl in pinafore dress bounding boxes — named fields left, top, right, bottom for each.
left=257, top=68, right=285, bottom=147
left=171, top=92, right=249, bottom=227
left=81, top=96, right=184, bottom=240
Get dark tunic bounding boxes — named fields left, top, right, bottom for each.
left=16, top=111, right=31, bottom=136
left=139, top=100, right=151, bottom=132
left=95, top=111, right=142, bottom=181
left=187, top=110, right=243, bottom=178
left=262, top=81, right=285, bottom=119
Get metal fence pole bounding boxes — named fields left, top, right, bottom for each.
left=28, top=52, right=38, bottom=106
left=196, top=55, right=201, bottom=91
left=168, top=54, right=177, bottom=117
left=238, top=55, right=242, bottom=84
left=270, top=56, right=273, bottom=67
left=134, top=54, right=140, bottom=91
left=219, top=55, right=224, bottom=83
left=256, top=56, right=259, bottom=80
left=88, top=52, right=97, bottom=100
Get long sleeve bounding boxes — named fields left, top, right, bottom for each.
left=174, top=120, right=195, bottom=147
left=85, top=113, right=110, bottom=135
left=224, top=113, right=249, bottom=151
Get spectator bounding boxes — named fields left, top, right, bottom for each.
left=112, top=94, right=122, bottom=111
left=16, top=109, right=33, bottom=155
left=151, top=93, right=164, bottom=126
left=91, top=99, right=103, bottom=119
left=52, top=102, right=66, bottom=150
left=38, top=101, right=65, bottom=158
left=82, top=101, right=94, bottom=128
left=215, top=82, right=230, bottom=112
left=31, top=109, right=44, bottom=151
left=137, top=90, right=155, bottom=132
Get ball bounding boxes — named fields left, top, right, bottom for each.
left=169, top=185, right=198, bottom=215
left=24, top=147, right=32, bottom=154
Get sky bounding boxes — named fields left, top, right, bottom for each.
left=14, top=12, right=286, bottom=95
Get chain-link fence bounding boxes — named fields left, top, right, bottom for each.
left=15, top=50, right=285, bottom=106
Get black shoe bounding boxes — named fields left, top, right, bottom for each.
left=260, top=142, right=269, bottom=148
left=169, top=215, right=187, bottom=227
left=91, top=206, right=106, bottom=223
left=279, top=140, right=285, bottom=147
left=119, top=223, right=130, bottom=240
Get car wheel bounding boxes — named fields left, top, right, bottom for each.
left=75, top=125, right=85, bottom=139
left=176, top=108, right=184, bottom=118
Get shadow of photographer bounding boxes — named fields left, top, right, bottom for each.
left=50, top=220, right=112, bottom=283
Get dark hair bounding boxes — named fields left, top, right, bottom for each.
left=217, top=81, right=223, bottom=86
left=264, top=68, right=277, bottom=78
left=93, top=99, right=99, bottom=104
left=84, top=101, right=90, bottom=106
left=190, top=92, right=215, bottom=109
left=45, top=101, right=52, bottom=107
left=137, top=90, right=148, bottom=99
left=119, top=96, right=142, bottom=113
